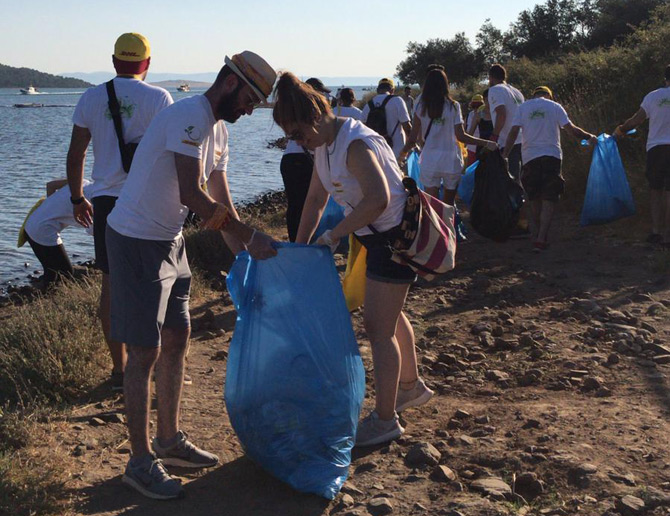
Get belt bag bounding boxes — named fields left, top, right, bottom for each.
left=384, top=177, right=457, bottom=281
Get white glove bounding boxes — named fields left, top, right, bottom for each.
left=316, top=229, right=340, bottom=253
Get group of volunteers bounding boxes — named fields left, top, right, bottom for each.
left=18, top=29, right=670, bottom=501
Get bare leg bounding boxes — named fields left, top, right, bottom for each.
left=155, top=326, right=190, bottom=442
left=101, top=273, right=126, bottom=374
left=443, top=189, right=457, bottom=206
left=530, top=199, right=542, bottom=242
left=364, top=279, right=410, bottom=421
left=125, top=345, right=159, bottom=457
left=536, top=201, right=556, bottom=243
left=395, top=311, right=418, bottom=385
left=650, top=189, right=664, bottom=236
left=425, top=186, right=440, bottom=200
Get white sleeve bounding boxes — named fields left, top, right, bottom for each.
left=361, top=102, right=370, bottom=122
left=488, top=87, right=503, bottom=111
left=395, top=97, right=411, bottom=123
left=453, top=102, right=464, bottom=125
left=166, top=113, right=206, bottom=160
left=511, top=107, right=522, bottom=128
left=72, top=91, right=89, bottom=128
left=556, top=103, right=571, bottom=127
left=641, top=93, right=652, bottom=119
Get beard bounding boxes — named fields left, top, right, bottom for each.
left=215, top=82, right=245, bottom=123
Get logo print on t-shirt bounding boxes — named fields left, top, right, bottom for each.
left=184, top=126, right=202, bottom=141
left=659, top=98, right=670, bottom=107
left=530, top=110, right=546, bottom=120
left=105, top=98, right=136, bottom=120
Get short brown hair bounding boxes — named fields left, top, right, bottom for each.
left=273, top=72, right=332, bottom=130
left=339, top=88, right=355, bottom=107
left=489, top=64, right=506, bottom=82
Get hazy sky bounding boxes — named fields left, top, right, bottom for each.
left=1, top=0, right=540, bottom=77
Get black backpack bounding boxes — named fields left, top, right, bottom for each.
left=365, top=95, right=399, bottom=147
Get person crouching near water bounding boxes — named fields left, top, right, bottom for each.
left=399, top=68, right=497, bottom=205
left=273, top=72, right=434, bottom=447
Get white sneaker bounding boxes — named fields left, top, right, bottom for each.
left=355, top=411, right=404, bottom=447
left=395, top=378, right=434, bottom=413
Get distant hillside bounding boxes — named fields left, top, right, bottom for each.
left=0, top=64, right=92, bottom=88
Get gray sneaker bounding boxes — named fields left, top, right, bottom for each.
left=122, top=453, right=184, bottom=500
left=396, top=378, right=434, bottom=413
left=152, top=430, right=219, bottom=469
left=355, top=411, right=404, bottom=447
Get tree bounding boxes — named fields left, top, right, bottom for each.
left=395, top=34, right=483, bottom=86
left=587, top=0, right=667, bottom=48
left=476, top=19, right=508, bottom=65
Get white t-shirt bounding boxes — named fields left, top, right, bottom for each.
left=488, top=83, right=524, bottom=148
left=465, top=110, right=480, bottom=152
left=284, top=139, right=311, bottom=155
left=361, top=94, right=411, bottom=158
left=641, top=87, right=670, bottom=151
left=72, top=78, right=173, bottom=199
left=335, top=105, right=363, bottom=120
left=108, top=95, right=229, bottom=241
left=25, top=180, right=93, bottom=246
left=511, top=97, right=571, bottom=164
left=313, top=118, right=406, bottom=236
left=414, top=99, right=464, bottom=174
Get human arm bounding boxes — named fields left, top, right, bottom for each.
left=399, top=113, right=422, bottom=161
left=614, top=108, right=646, bottom=138
left=502, top=126, right=521, bottom=158
left=456, top=124, right=497, bottom=150
left=327, top=140, right=390, bottom=242
left=492, top=105, right=506, bottom=142
left=295, top=165, right=330, bottom=244
left=46, top=179, right=68, bottom=197
left=175, top=153, right=276, bottom=259
left=467, top=111, right=480, bottom=135
left=66, top=124, right=93, bottom=227
left=563, top=122, right=597, bottom=145
left=207, top=169, right=246, bottom=255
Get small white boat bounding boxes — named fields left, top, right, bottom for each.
left=20, top=85, right=38, bottom=95
left=177, top=83, right=190, bottom=92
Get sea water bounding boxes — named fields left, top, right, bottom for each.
left=0, top=87, right=285, bottom=289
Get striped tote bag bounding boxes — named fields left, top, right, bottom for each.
left=389, top=178, right=457, bottom=281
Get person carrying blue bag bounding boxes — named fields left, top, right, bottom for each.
left=225, top=244, right=365, bottom=499
left=503, top=86, right=597, bottom=252
left=614, top=64, right=670, bottom=246
left=273, top=71, right=436, bottom=448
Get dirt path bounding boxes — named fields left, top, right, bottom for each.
left=35, top=210, right=670, bottom=516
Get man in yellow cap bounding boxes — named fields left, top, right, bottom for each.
left=105, top=50, right=277, bottom=500
left=361, top=77, right=412, bottom=158
left=66, top=33, right=173, bottom=394
left=503, top=85, right=597, bottom=252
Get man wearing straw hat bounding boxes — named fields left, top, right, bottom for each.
left=66, top=33, right=173, bottom=393
left=106, top=51, right=277, bottom=499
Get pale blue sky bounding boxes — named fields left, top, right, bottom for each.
left=0, top=0, right=539, bottom=77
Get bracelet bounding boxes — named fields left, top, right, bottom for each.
left=244, top=229, right=257, bottom=247
left=70, top=196, right=85, bottom=205
left=202, top=203, right=232, bottom=231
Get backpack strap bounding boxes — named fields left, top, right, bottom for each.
left=381, top=95, right=400, bottom=139
left=105, top=80, right=132, bottom=173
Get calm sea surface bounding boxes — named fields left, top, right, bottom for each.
left=0, top=87, right=288, bottom=289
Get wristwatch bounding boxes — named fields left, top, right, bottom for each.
left=70, top=196, right=85, bottom=205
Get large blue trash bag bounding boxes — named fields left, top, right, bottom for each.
left=457, top=160, right=479, bottom=207
left=225, top=244, right=365, bottom=499
left=313, top=197, right=345, bottom=240
left=580, top=133, right=636, bottom=226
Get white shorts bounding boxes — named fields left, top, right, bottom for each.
left=420, top=169, right=461, bottom=190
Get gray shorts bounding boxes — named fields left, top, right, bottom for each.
left=106, top=225, right=191, bottom=348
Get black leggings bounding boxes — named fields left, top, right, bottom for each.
left=280, top=152, right=313, bottom=242
left=26, top=233, right=74, bottom=285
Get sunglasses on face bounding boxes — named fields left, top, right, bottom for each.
left=287, top=129, right=304, bottom=141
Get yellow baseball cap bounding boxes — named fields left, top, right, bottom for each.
left=470, top=94, right=484, bottom=104
left=533, top=86, right=553, bottom=99
left=378, top=77, right=395, bottom=89
left=114, top=33, right=151, bottom=62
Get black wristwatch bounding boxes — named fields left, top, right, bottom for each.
left=70, top=196, right=85, bottom=205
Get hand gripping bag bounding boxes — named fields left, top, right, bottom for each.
left=225, top=244, right=365, bottom=499
left=313, top=197, right=346, bottom=240
left=580, top=133, right=635, bottom=226
left=469, top=150, right=525, bottom=242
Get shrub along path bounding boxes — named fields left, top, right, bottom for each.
left=14, top=207, right=670, bottom=516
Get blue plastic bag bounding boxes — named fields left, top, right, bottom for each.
left=457, top=160, right=479, bottom=207
left=313, top=197, right=345, bottom=240
left=407, top=150, right=423, bottom=190
left=580, top=134, right=635, bottom=226
left=225, top=244, right=365, bottom=499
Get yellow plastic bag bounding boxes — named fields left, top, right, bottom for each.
left=342, top=235, right=367, bottom=312
left=17, top=197, right=45, bottom=247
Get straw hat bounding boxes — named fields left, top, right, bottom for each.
left=225, top=51, right=277, bottom=101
